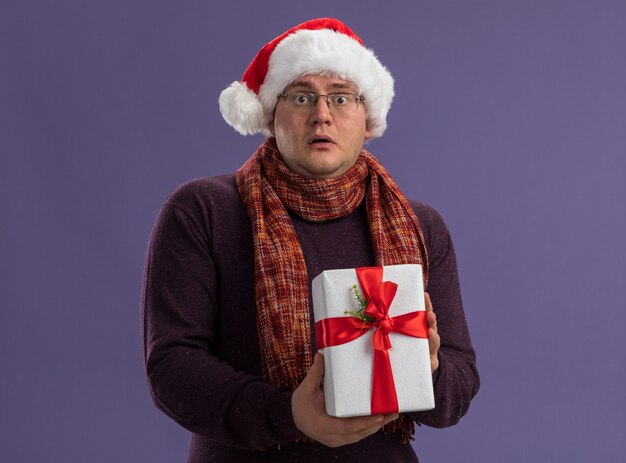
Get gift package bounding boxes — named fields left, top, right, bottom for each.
left=312, top=264, right=435, bottom=417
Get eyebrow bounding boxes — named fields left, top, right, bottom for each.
left=285, top=80, right=357, bottom=92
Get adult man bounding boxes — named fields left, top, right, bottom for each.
left=142, top=18, right=479, bottom=462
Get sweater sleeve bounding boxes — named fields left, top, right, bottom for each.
left=406, top=203, right=480, bottom=428
left=141, top=198, right=301, bottom=450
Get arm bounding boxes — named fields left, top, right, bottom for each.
left=141, top=199, right=299, bottom=450
left=407, top=204, right=480, bottom=428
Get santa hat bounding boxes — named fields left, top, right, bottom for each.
left=219, top=18, right=394, bottom=138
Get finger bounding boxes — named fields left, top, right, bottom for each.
left=348, top=421, right=387, bottom=443
left=344, top=413, right=400, bottom=443
left=327, top=416, right=386, bottom=445
left=427, top=310, right=437, bottom=333
left=429, top=323, right=441, bottom=373
left=380, top=413, right=400, bottom=426
left=337, top=413, right=385, bottom=434
left=337, top=411, right=398, bottom=434
left=428, top=323, right=441, bottom=368
left=429, top=327, right=441, bottom=352
left=424, top=292, right=433, bottom=312
left=316, top=412, right=400, bottom=447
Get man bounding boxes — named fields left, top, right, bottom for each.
left=142, top=18, right=479, bottom=462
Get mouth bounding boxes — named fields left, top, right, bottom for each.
left=307, top=135, right=336, bottom=146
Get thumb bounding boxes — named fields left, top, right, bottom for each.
left=305, top=352, right=325, bottom=386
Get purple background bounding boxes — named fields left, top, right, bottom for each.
left=2, top=1, right=625, bottom=461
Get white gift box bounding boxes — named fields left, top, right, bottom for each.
left=312, top=264, right=435, bottom=417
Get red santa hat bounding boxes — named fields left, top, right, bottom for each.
left=219, top=18, right=394, bottom=138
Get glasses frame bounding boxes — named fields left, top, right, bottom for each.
left=277, top=91, right=365, bottom=112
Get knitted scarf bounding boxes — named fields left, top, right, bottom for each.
left=235, top=138, right=429, bottom=443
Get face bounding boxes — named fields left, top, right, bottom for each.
left=268, top=75, right=372, bottom=179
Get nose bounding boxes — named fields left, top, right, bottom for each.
left=308, top=95, right=333, bottom=125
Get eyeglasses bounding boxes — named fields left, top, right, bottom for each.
left=277, top=91, right=365, bottom=114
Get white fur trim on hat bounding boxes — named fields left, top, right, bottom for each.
left=219, top=81, right=266, bottom=135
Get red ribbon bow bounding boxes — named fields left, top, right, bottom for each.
left=315, top=267, right=428, bottom=414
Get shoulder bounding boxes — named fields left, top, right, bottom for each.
left=406, top=199, right=458, bottom=272
left=164, top=174, right=240, bottom=211
left=407, top=200, right=450, bottom=243
left=152, top=174, right=246, bottom=242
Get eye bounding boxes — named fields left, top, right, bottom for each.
left=291, top=93, right=312, bottom=105
left=331, top=94, right=351, bottom=106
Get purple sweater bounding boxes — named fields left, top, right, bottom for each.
left=141, top=174, right=479, bottom=462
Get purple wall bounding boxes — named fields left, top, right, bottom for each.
left=2, top=1, right=625, bottom=461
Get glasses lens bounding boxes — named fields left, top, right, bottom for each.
left=289, top=92, right=314, bottom=107
left=282, top=92, right=360, bottom=112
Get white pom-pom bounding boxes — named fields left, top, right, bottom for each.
left=219, top=81, right=265, bottom=135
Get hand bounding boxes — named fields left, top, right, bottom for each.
left=291, top=353, right=399, bottom=447
left=425, top=292, right=440, bottom=373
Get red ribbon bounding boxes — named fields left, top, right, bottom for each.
left=315, top=267, right=428, bottom=414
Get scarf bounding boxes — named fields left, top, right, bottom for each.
left=235, top=138, right=429, bottom=443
